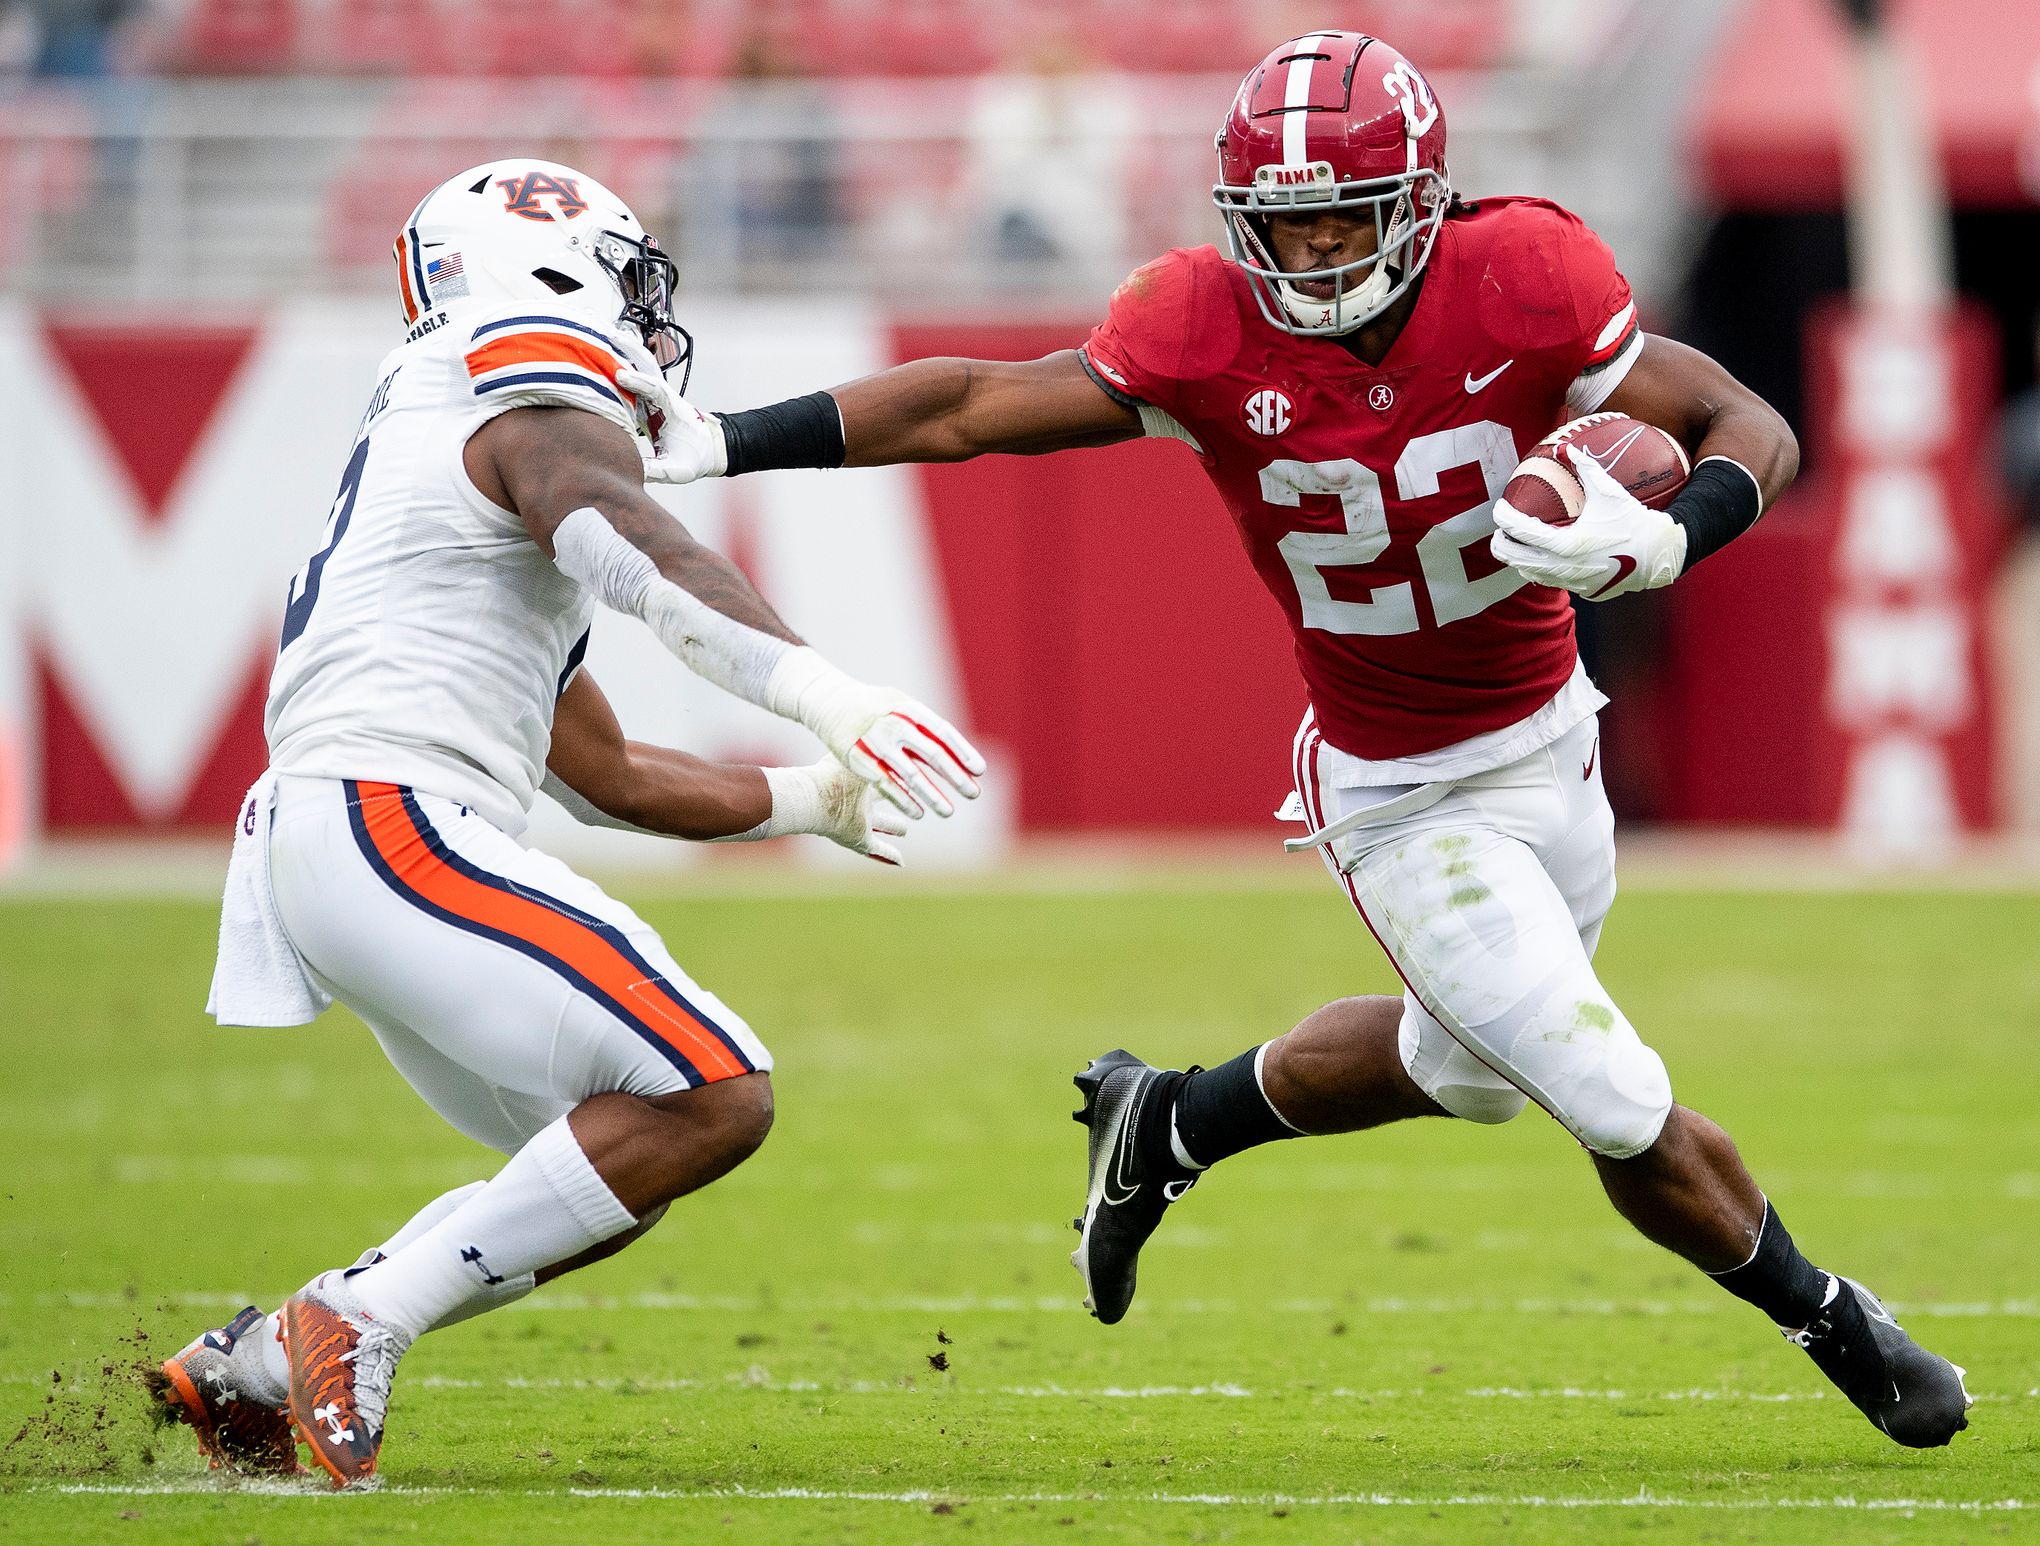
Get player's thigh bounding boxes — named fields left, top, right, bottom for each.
left=313, top=977, right=564, bottom=1155
left=270, top=778, right=770, bottom=1113
left=1341, top=814, right=1669, bottom=1158
left=1531, top=716, right=1619, bottom=955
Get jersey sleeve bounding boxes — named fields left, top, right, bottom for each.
left=461, top=307, right=641, bottom=437
left=1553, top=215, right=1644, bottom=417
left=1079, top=250, right=1206, bottom=415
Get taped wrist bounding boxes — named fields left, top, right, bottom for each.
left=761, top=645, right=869, bottom=751
left=1667, top=457, right=1764, bottom=571
left=714, top=391, right=846, bottom=477
left=550, top=507, right=790, bottom=704
left=714, top=764, right=826, bottom=843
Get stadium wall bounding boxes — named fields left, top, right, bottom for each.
left=0, top=299, right=2005, bottom=865
left=0, top=300, right=1307, bottom=866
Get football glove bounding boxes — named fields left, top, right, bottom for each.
left=1491, top=446, right=1688, bottom=600
left=762, top=647, right=986, bottom=821
left=768, top=759, right=911, bottom=866
left=619, top=365, right=728, bottom=485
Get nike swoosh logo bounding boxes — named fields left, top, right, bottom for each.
left=1588, top=555, right=1637, bottom=598
left=1582, top=738, right=1597, bottom=781
left=1100, top=1082, right=1146, bottom=1207
left=1464, top=360, right=1514, bottom=393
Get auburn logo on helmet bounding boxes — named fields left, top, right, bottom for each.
left=496, top=172, right=590, bottom=223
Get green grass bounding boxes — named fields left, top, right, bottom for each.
left=2, top=884, right=2037, bottom=1544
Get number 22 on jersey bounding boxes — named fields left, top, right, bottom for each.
left=1262, top=420, right=1522, bottom=636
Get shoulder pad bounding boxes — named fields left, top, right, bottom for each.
left=1464, top=198, right=1615, bottom=355
left=1104, top=246, right=1243, bottom=386
left=461, top=306, right=637, bottom=432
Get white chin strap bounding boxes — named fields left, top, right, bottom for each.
left=1277, top=259, right=1395, bottom=334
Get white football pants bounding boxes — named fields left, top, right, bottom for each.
left=268, top=775, right=770, bottom=1156
left=1294, top=712, right=1671, bottom=1159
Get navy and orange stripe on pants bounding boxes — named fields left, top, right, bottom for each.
left=344, top=781, right=755, bottom=1086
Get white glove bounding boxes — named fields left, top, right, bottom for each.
left=763, top=646, right=985, bottom=820
left=619, top=365, right=728, bottom=485
left=762, top=760, right=909, bottom=866
left=1491, top=446, right=1688, bottom=600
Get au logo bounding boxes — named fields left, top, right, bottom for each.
left=497, top=171, right=589, bottom=223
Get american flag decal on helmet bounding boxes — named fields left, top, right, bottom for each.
left=425, top=251, right=469, bottom=301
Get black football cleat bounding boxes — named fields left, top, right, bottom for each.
left=1070, top=1049, right=1197, bottom=1325
left=1787, top=1277, right=1973, bottom=1447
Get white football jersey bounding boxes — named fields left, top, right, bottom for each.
left=265, top=300, right=644, bottom=836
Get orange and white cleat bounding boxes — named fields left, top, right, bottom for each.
left=281, top=1273, right=411, bottom=1489
left=146, top=1307, right=300, bottom=1474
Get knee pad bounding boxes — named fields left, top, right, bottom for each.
left=1398, top=1001, right=1530, bottom=1126
left=1518, top=987, right=1672, bottom=1159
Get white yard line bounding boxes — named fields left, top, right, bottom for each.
left=44, top=1481, right=2039, bottom=1510
left=10, top=1370, right=2031, bottom=1403
left=17, top=1288, right=2040, bottom=1319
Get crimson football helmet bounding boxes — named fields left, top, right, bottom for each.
left=1213, top=32, right=1451, bottom=336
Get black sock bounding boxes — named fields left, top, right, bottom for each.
left=1707, top=1200, right=1834, bottom=1327
left=1168, top=1045, right=1299, bottom=1169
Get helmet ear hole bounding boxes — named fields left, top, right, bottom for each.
left=532, top=267, right=583, bottom=295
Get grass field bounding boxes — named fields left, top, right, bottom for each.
left=2, top=880, right=2037, bottom=1543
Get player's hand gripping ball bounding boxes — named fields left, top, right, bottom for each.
left=1492, top=414, right=1692, bottom=600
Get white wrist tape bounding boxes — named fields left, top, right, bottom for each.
left=760, top=645, right=871, bottom=753
left=711, top=763, right=838, bottom=843
left=551, top=507, right=790, bottom=706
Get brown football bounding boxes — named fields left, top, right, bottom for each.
left=1500, top=413, right=1691, bottom=526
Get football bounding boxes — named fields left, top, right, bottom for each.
left=1501, top=412, right=1692, bottom=526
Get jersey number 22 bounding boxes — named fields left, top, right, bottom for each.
left=1262, top=421, right=1523, bottom=636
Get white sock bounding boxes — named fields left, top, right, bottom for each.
left=253, top=1180, right=541, bottom=1399
left=346, top=1116, right=636, bottom=1341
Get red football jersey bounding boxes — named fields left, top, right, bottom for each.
left=1081, top=197, right=1639, bottom=761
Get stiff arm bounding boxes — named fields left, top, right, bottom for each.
left=466, top=404, right=983, bottom=817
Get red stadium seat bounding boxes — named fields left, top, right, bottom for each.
left=167, top=0, right=302, bottom=74
left=319, top=0, right=453, bottom=76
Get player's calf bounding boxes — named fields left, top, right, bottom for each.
left=1070, top=998, right=1417, bottom=1324
left=1598, top=1107, right=1972, bottom=1448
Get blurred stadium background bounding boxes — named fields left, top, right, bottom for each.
left=0, top=0, right=2037, bottom=875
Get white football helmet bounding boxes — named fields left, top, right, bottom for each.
left=395, top=158, right=692, bottom=384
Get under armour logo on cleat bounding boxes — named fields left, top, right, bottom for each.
left=460, top=1245, right=507, bottom=1286
left=312, top=1402, right=355, bottom=1444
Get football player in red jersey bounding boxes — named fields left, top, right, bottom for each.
left=630, top=33, right=1972, bottom=1446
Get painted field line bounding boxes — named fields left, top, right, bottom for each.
left=21, top=1288, right=2040, bottom=1319
left=74, top=1155, right=2040, bottom=1203
left=47, top=1482, right=2038, bottom=1512
left=11, top=1370, right=2029, bottom=1404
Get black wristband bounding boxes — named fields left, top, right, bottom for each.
left=713, top=391, right=846, bottom=477
left=1667, top=457, right=1764, bottom=571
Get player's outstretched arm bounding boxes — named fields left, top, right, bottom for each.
left=1493, top=336, right=1801, bottom=600
left=832, top=351, right=1144, bottom=465
left=543, top=670, right=906, bottom=862
left=468, top=405, right=984, bottom=819
left=622, top=350, right=1142, bottom=482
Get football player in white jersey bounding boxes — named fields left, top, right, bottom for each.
left=150, top=160, right=985, bottom=1488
